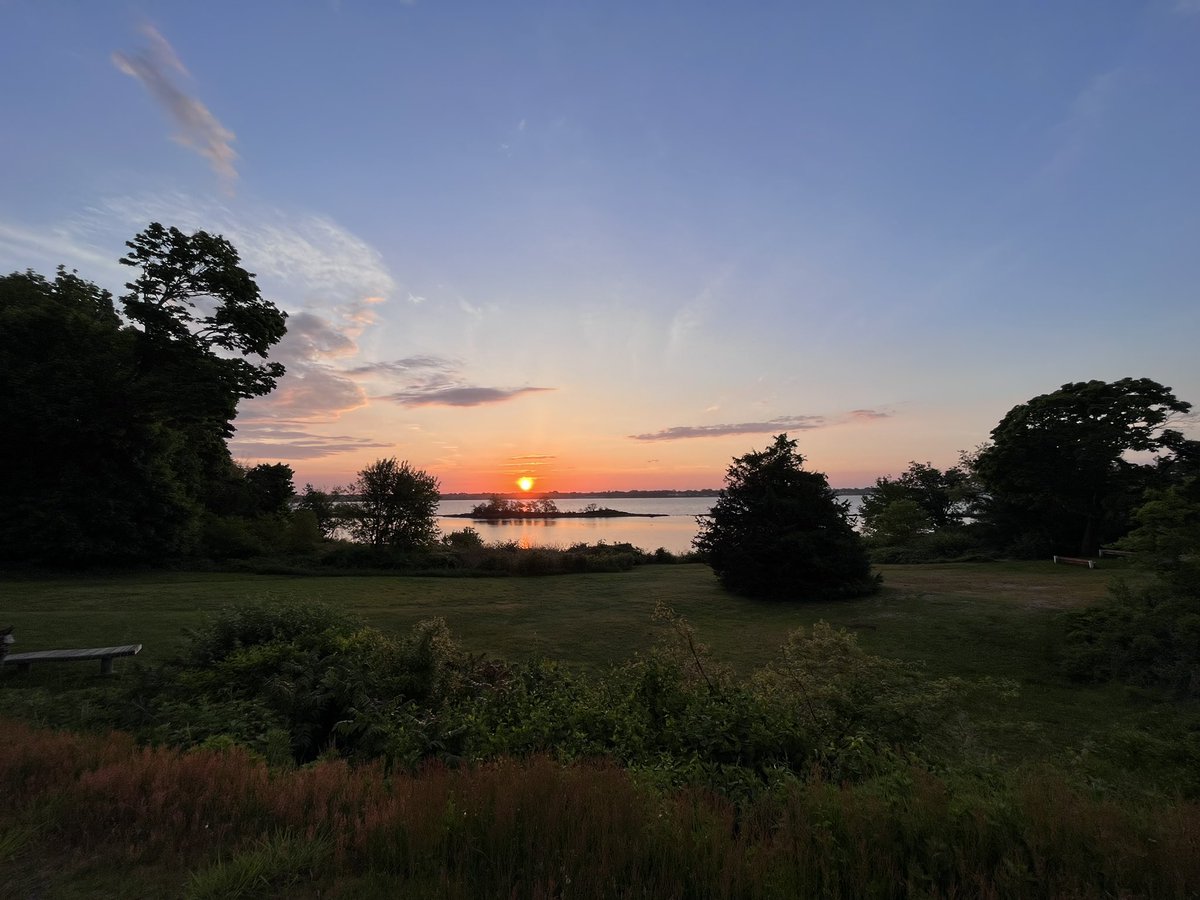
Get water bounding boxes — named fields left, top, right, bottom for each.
left=435, top=495, right=864, bottom=556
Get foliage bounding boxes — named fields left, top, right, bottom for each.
left=860, top=460, right=976, bottom=537
left=104, top=598, right=996, bottom=791
left=318, top=537, right=650, bottom=575
left=0, top=268, right=198, bottom=563
left=861, top=497, right=933, bottom=546
left=120, top=222, right=286, bottom=401
left=1060, top=575, right=1200, bottom=697
left=0, top=225, right=289, bottom=566
left=867, top=529, right=991, bottom=564
left=1061, top=478, right=1200, bottom=696
left=1117, top=477, right=1200, bottom=576
left=694, top=434, right=878, bottom=599
left=184, top=830, right=332, bottom=900
left=973, top=378, right=1191, bottom=557
left=297, top=483, right=341, bottom=539
left=120, top=601, right=483, bottom=762
left=344, top=458, right=441, bottom=549
left=441, top=527, right=485, bottom=550
left=470, top=496, right=559, bottom=516
left=7, top=718, right=1200, bottom=900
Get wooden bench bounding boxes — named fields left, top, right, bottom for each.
left=1099, top=548, right=1136, bottom=558
left=2, top=644, right=142, bottom=675
left=1053, top=555, right=1097, bottom=569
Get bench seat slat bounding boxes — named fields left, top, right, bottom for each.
left=4, top=644, right=142, bottom=663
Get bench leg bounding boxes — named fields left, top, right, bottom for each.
left=100, top=657, right=114, bottom=675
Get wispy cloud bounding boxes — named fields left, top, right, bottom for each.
left=848, top=409, right=890, bottom=421
left=48, top=193, right=403, bottom=429
left=113, top=25, right=238, bottom=193
left=345, top=356, right=460, bottom=378
left=0, top=221, right=124, bottom=283
left=502, top=455, right=556, bottom=473
left=630, top=416, right=826, bottom=442
left=229, top=424, right=391, bottom=460
left=1042, top=68, right=1126, bottom=178
left=283, top=312, right=359, bottom=361
left=86, top=194, right=398, bottom=308
left=381, top=385, right=555, bottom=407
left=240, top=362, right=368, bottom=422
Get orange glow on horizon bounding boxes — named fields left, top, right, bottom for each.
left=516, top=476, right=535, bottom=492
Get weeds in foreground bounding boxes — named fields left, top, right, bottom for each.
left=183, top=830, right=332, bottom=900
left=3, top=718, right=1198, bottom=899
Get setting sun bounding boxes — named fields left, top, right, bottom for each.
left=516, top=476, right=535, bottom=492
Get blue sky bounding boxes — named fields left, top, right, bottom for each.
left=2, top=1, right=1197, bottom=490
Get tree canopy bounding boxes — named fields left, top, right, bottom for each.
left=121, top=223, right=287, bottom=402
left=0, top=225, right=289, bottom=565
left=694, top=435, right=877, bottom=599
left=973, top=378, right=1191, bottom=557
left=345, top=458, right=441, bottom=549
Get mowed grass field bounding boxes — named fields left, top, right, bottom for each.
left=2, top=559, right=1186, bottom=789
left=2, top=560, right=1126, bottom=673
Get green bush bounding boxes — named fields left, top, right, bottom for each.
left=868, top=528, right=987, bottom=563
left=112, top=601, right=1004, bottom=788
left=1061, top=576, right=1200, bottom=696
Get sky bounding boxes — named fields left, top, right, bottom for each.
left=2, top=1, right=1198, bottom=492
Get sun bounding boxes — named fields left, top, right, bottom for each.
left=516, top=476, right=535, bottom=492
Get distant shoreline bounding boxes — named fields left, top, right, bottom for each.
left=439, top=489, right=868, bottom=500
left=445, top=509, right=666, bottom=520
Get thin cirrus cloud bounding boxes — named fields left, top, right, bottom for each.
left=229, top=425, right=392, bottom=461
left=503, top=455, right=556, bottom=473
left=381, top=385, right=556, bottom=408
left=630, top=410, right=893, bottom=441
left=630, top=416, right=827, bottom=442
left=112, top=25, right=238, bottom=192
left=345, top=356, right=460, bottom=378
left=848, top=409, right=891, bottom=421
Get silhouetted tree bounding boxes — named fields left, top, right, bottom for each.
left=973, top=379, right=1191, bottom=557
left=694, top=434, right=877, bottom=599
left=346, top=458, right=440, bottom=549
left=0, top=269, right=194, bottom=562
left=859, top=461, right=975, bottom=536
left=0, top=224, right=289, bottom=565
left=297, top=484, right=340, bottom=539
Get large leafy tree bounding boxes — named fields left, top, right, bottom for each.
left=118, top=224, right=289, bottom=529
left=346, top=458, right=441, bottom=549
left=0, top=269, right=197, bottom=562
left=694, top=434, right=877, bottom=599
left=973, top=378, right=1191, bottom=557
left=0, top=225, right=288, bottom=564
left=121, top=223, right=287, bottom=403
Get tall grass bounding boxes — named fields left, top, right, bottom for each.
left=3, top=718, right=1198, bottom=898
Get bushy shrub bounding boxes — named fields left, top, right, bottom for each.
left=199, top=514, right=269, bottom=559
left=1060, top=575, right=1200, bottom=697
left=868, top=528, right=987, bottom=564
left=695, top=435, right=878, bottom=600
left=114, top=601, right=1003, bottom=788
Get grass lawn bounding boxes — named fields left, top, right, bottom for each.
left=1, top=560, right=1129, bottom=671
left=2, top=559, right=1191, bottom=793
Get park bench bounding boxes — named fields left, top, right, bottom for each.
left=1099, top=548, right=1136, bottom=558
left=0, top=629, right=141, bottom=675
left=1052, top=555, right=1097, bottom=569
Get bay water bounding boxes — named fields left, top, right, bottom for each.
left=436, top=495, right=864, bottom=556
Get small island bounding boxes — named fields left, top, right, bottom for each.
left=446, top=497, right=665, bottom=520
